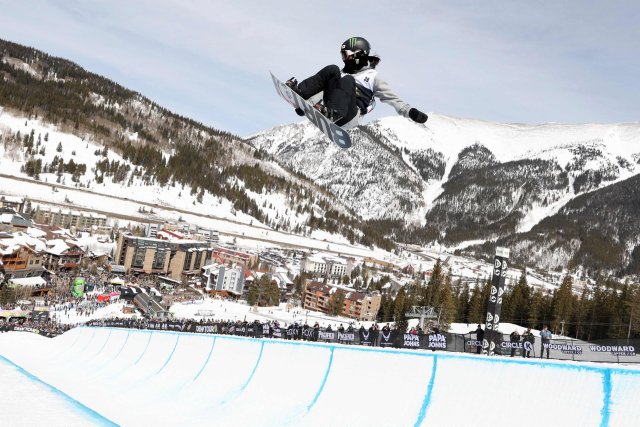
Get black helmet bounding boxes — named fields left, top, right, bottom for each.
left=340, top=37, right=371, bottom=63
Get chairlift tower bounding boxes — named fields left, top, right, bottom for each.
left=405, top=306, right=438, bottom=330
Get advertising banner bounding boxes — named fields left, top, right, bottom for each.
left=379, top=330, right=395, bottom=347
left=286, top=327, right=299, bottom=339
left=31, top=310, right=50, bottom=323
left=193, top=324, right=218, bottom=334
left=73, top=278, right=86, bottom=297
left=483, top=247, right=509, bottom=356
left=318, top=330, right=335, bottom=341
left=301, top=327, right=315, bottom=341
left=7, top=325, right=57, bottom=338
left=0, top=310, right=29, bottom=318
left=402, top=334, right=421, bottom=348
left=337, top=332, right=355, bottom=342
left=426, top=333, right=447, bottom=350
left=359, top=330, right=374, bottom=346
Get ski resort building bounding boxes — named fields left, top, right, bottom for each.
left=0, top=210, right=32, bottom=233
left=34, top=207, right=107, bottom=230
left=303, top=281, right=381, bottom=321
left=202, top=264, right=246, bottom=297
left=0, top=195, right=25, bottom=213
left=0, top=233, right=46, bottom=282
left=211, top=246, right=258, bottom=268
left=115, top=234, right=216, bottom=279
left=44, top=240, right=85, bottom=271
left=300, top=253, right=353, bottom=279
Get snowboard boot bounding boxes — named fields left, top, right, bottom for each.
left=314, top=103, right=343, bottom=123
left=286, top=78, right=306, bottom=116
left=286, top=77, right=302, bottom=96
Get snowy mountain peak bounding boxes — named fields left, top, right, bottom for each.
left=247, top=114, right=640, bottom=271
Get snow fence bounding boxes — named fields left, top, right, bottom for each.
left=0, top=326, right=639, bottom=427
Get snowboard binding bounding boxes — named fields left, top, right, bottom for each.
left=314, top=103, right=342, bottom=124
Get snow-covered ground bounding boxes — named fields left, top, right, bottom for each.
left=169, top=298, right=379, bottom=329
left=53, top=301, right=133, bottom=325
left=0, top=351, right=115, bottom=427
left=1, top=327, right=638, bottom=426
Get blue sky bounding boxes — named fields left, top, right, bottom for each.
left=1, top=0, right=638, bottom=136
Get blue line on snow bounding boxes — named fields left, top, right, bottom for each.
left=112, top=331, right=130, bottom=360
left=414, top=355, right=438, bottom=427
left=156, top=335, right=180, bottom=375
left=134, top=332, right=153, bottom=365
left=193, top=336, right=217, bottom=381
left=79, top=329, right=96, bottom=353
left=0, top=355, right=120, bottom=427
left=79, top=327, right=640, bottom=378
left=306, top=347, right=334, bottom=412
left=69, top=327, right=83, bottom=348
left=600, top=370, right=612, bottom=427
left=94, top=330, right=112, bottom=357
left=239, top=341, right=265, bottom=394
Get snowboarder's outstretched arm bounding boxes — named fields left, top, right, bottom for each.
left=373, top=74, right=428, bottom=123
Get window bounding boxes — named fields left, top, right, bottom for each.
left=184, top=251, right=193, bottom=271
left=132, top=246, right=145, bottom=268
left=153, top=250, right=167, bottom=270
left=194, top=251, right=203, bottom=269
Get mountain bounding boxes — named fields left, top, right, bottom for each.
left=247, top=114, right=640, bottom=274
left=0, top=38, right=394, bottom=250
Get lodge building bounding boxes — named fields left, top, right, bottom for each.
left=303, top=281, right=381, bottom=321
left=115, top=234, right=215, bottom=280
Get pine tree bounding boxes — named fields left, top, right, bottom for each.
left=457, top=282, right=471, bottom=324
left=438, top=274, right=456, bottom=331
left=329, top=290, right=346, bottom=317
left=423, top=259, right=444, bottom=308
left=394, top=288, right=407, bottom=332
left=528, top=289, right=543, bottom=330
left=247, top=283, right=260, bottom=306
left=468, top=280, right=484, bottom=324
left=552, top=275, right=574, bottom=335
left=269, top=282, right=280, bottom=306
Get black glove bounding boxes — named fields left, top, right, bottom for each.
left=409, top=108, right=428, bottom=124
left=295, top=108, right=305, bottom=116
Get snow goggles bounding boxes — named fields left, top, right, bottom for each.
left=341, top=49, right=359, bottom=61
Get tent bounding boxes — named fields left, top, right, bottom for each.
left=8, top=276, right=47, bottom=287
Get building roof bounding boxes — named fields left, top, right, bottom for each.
left=0, top=232, right=46, bottom=255
left=213, top=246, right=252, bottom=259
left=0, top=195, right=24, bottom=204
left=45, top=239, right=83, bottom=256
left=306, top=252, right=348, bottom=265
left=110, top=265, right=126, bottom=274
left=306, top=281, right=365, bottom=302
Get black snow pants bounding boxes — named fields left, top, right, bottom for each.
left=298, top=65, right=358, bottom=127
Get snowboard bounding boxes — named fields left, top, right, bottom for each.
left=270, top=71, right=352, bottom=149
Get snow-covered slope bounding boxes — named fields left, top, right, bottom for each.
left=0, top=38, right=383, bottom=250
left=2, top=327, right=639, bottom=426
left=247, top=114, right=640, bottom=237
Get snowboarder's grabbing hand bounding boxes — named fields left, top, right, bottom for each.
left=286, top=37, right=428, bottom=129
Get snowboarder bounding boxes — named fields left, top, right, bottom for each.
left=286, top=37, right=428, bottom=129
